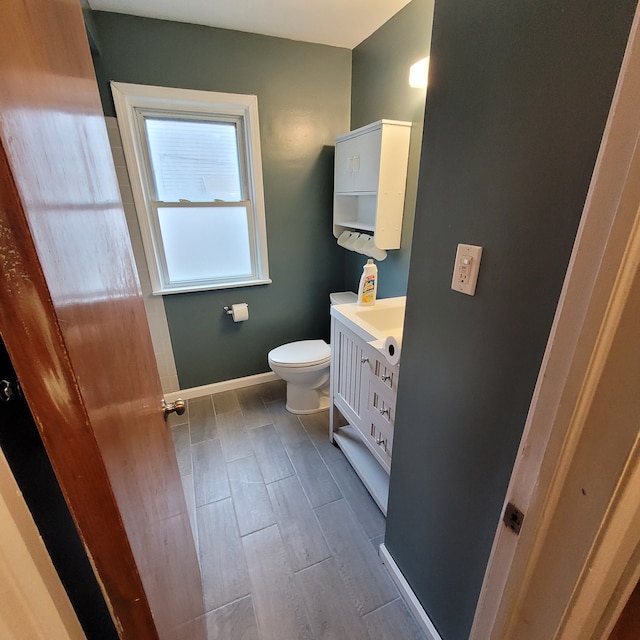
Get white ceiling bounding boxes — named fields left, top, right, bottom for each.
left=87, top=0, right=412, bottom=49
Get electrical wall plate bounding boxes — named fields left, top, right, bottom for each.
left=451, top=243, right=483, bottom=295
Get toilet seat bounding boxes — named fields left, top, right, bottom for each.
left=268, top=340, right=330, bottom=368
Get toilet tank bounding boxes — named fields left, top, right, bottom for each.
left=330, top=291, right=357, bottom=305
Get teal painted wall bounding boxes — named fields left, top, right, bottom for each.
left=385, top=2, right=637, bottom=639
left=91, top=12, right=351, bottom=387
left=345, top=0, right=434, bottom=297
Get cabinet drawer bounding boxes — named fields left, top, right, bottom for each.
left=364, top=416, right=393, bottom=470
left=362, top=342, right=400, bottom=394
left=369, top=386, right=395, bottom=429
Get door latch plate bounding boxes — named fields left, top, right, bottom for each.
left=503, top=501, right=524, bottom=535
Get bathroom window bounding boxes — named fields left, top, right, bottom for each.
left=112, top=82, right=270, bottom=294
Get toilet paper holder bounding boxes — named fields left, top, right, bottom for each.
left=223, top=303, right=249, bottom=322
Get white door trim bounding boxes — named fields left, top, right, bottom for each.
left=471, top=4, right=640, bottom=638
left=0, top=449, right=85, bottom=639
left=558, top=426, right=640, bottom=640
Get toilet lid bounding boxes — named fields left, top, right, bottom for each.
left=269, top=340, right=331, bottom=367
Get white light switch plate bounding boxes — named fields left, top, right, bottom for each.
left=451, top=243, right=483, bottom=295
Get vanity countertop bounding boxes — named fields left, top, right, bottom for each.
left=330, top=296, right=406, bottom=343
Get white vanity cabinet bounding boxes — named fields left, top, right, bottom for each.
left=330, top=315, right=400, bottom=514
left=333, top=119, right=411, bottom=250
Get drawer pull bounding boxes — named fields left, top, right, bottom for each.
left=381, top=374, right=392, bottom=382
left=361, top=357, right=369, bottom=364
left=378, top=407, right=390, bottom=417
left=376, top=436, right=387, bottom=450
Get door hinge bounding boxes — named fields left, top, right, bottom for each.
left=503, top=501, right=525, bottom=535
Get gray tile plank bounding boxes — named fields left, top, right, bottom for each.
left=237, top=386, right=271, bottom=429
left=181, top=473, right=197, bottom=549
left=171, top=422, right=192, bottom=476
left=242, top=525, right=314, bottom=640
left=363, top=598, right=428, bottom=640
left=167, top=405, right=189, bottom=428
left=296, top=558, right=371, bottom=640
left=198, top=499, right=250, bottom=611
left=205, top=596, right=259, bottom=640
left=257, top=379, right=286, bottom=403
left=298, top=409, right=330, bottom=437
left=168, top=615, right=207, bottom=640
left=328, top=456, right=385, bottom=539
left=249, top=424, right=294, bottom=484
left=189, top=396, right=218, bottom=443
left=315, top=499, right=397, bottom=615
left=217, top=410, right=253, bottom=462
left=212, top=390, right=241, bottom=415
left=287, top=440, right=342, bottom=508
left=227, top=456, right=275, bottom=536
left=266, top=476, right=331, bottom=572
left=266, top=401, right=310, bottom=447
left=299, top=412, right=344, bottom=465
left=193, top=438, right=230, bottom=506
left=370, top=534, right=385, bottom=550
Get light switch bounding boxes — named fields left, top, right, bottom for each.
left=451, top=243, right=482, bottom=295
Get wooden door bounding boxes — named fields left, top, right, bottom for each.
left=0, top=1, right=206, bottom=638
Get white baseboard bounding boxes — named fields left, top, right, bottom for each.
left=164, top=371, right=279, bottom=402
left=379, top=543, right=443, bottom=640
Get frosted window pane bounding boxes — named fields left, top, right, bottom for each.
left=158, top=206, right=253, bottom=282
left=145, top=118, right=243, bottom=202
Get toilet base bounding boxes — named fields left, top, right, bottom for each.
left=285, top=382, right=330, bottom=415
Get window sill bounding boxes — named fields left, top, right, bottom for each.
left=152, top=278, right=272, bottom=296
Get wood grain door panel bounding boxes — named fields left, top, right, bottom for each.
left=0, top=1, right=205, bottom=638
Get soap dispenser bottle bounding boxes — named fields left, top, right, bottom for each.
left=357, top=259, right=377, bottom=306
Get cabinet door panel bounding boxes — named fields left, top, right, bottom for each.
left=353, top=128, right=382, bottom=193
left=334, top=324, right=366, bottom=420
left=334, top=137, right=357, bottom=193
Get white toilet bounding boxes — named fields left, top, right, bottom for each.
left=268, top=292, right=356, bottom=414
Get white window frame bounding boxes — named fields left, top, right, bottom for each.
left=111, top=81, right=271, bottom=294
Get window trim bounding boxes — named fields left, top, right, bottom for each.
left=111, top=82, right=271, bottom=294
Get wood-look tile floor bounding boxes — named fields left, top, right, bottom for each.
left=170, top=380, right=427, bottom=640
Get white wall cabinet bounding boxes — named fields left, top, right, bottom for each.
left=333, top=119, right=411, bottom=250
left=329, top=315, right=399, bottom=514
